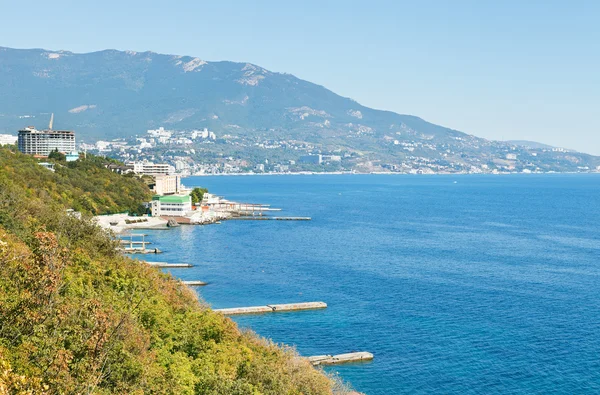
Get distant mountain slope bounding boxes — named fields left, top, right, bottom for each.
left=0, top=46, right=598, bottom=173
left=506, top=140, right=560, bottom=150
left=0, top=46, right=460, bottom=140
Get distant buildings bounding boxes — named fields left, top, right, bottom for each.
left=150, top=195, right=192, bottom=216
left=191, top=128, right=216, bottom=140
left=299, top=154, right=322, bottom=164
left=0, top=134, right=17, bottom=146
left=322, top=155, right=342, bottom=162
left=130, top=161, right=174, bottom=175
left=18, top=127, right=76, bottom=156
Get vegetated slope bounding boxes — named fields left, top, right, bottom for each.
left=0, top=150, right=152, bottom=215
left=0, top=148, right=344, bottom=394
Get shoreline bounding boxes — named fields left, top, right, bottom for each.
left=185, top=170, right=600, bottom=177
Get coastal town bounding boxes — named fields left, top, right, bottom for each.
left=4, top=115, right=600, bottom=240
left=4, top=117, right=308, bottom=237
left=2, top=117, right=600, bottom=175
left=76, top=125, right=600, bottom=175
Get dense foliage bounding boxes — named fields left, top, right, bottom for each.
left=0, top=148, right=344, bottom=394
left=0, top=147, right=152, bottom=215
left=47, top=148, right=66, bottom=162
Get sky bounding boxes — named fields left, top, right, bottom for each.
left=1, top=0, right=599, bottom=154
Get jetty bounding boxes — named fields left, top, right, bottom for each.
left=145, top=261, right=193, bottom=268
left=215, top=302, right=327, bottom=315
left=308, top=352, right=374, bottom=366
left=182, top=280, right=207, bottom=286
left=122, top=247, right=162, bottom=254
left=120, top=240, right=151, bottom=246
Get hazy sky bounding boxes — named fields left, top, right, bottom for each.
left=1, top=0, right=599, bottom=154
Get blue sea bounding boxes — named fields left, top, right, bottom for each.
left=137, top=174, right=600, bottom=394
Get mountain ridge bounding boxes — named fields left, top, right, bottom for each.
left=0, top=46, right=598, bottom=173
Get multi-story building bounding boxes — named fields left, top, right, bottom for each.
left=150, top=195, right=191, bottom=217
left=18, top=127, right=76, bottom=156
left=299, top=154, right=322, bottom=165
left=130, top=161, right=174, bottom=175
left=152, top=175, right=181, bottom=195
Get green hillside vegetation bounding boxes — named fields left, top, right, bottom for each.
left=0, top=147, right=345, bottom=394
left=0, top=147, right=152, bottom=215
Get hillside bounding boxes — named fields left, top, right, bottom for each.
left=0, top=150, right=152, bottom=215
left=1, top=46, right=599, bottom=173
left=0, top=147, right=345, bottom=394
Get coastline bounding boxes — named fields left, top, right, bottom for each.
left=186, top=170, right=600, bottom=177
left=94, top=213, right=169, bottom=234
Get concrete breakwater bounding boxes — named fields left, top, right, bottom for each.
left=308, top=352, right=374, bottom=366
left=122, top=247, right=162, bottom=254
left=215, top=302, right=327, bottom=315
left=145, top=261, right=193, bottom=268
left=182, top=280, right=207, bottom=286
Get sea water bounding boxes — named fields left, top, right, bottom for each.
left=138, top=174, right=600, bottom=394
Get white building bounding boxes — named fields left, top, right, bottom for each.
left=191, top=128, right=216, bottom=140
left=0, top=134, right=17, bottom=146
left=151, top=195, right=192, bottom=217
left=131, top=161, right=174, bottom=175
left=147, top=127, right=172, bottom=139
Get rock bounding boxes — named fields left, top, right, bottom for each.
left=166, top=218, right=180, bottom=227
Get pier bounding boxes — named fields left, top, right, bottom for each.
left=118, top=234, right=162, bottom=253
left=307, top=352, right=374, bottom=366
left=120, top=240, right=151, bottom=246
left=182, top=280, right=207, bottom=286
left=215, top=302, right=327, bottom=315
left=145, top=261, right=193, bottom=268
left=122, top=247, right=162, bottom=254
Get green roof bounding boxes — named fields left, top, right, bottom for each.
left=152, top=195, right=190, bottom=203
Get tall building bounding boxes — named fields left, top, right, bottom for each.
left=152, top=175, right=181, bottom=195
left=18, top=127, right=75, bottom=156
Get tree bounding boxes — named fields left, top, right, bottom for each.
left=190, top=187, right=208, bottom=205
left=48, top=148, right=65, bottom=161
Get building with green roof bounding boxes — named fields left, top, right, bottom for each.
left=150, top=195, right=192, bottom=217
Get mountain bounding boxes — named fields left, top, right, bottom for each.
left=1, top=46, right=598, bottom=173
left=506, top=140, right=561, bottom=150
